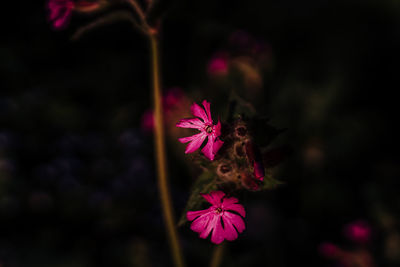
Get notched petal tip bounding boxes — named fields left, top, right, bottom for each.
left=190, top=102, right=209, bottom=123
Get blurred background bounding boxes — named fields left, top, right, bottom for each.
left=1, top=0, right=399, bottom=266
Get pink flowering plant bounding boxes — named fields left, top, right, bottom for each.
left=46, top=0, right=288, bottom=265
left=175, top=95, right=289, bottom=246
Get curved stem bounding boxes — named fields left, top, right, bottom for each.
left=149, top=32, right=185, bottom=267
left=127, top=0, right=147, bottom=25
left=210, top=244, right=225, bottom=267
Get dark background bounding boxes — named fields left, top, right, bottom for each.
left=1, top=0, right=399, bottom=266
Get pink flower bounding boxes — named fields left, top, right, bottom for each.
left=176, top=100, right=224, bottom=160
left=344, top=220, right=371, bottom=244
left=207, top=54, right=229, bottom=76
left=187, top=191, right=246, bottom=244
left=47, top=0, right=102, bottom=30
left=319, top=242, right=341, bottom=259
left=47, top=0, right=75, bottom=29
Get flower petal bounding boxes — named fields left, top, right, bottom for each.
left=190, top=102, right=209, bottom=123
left=226, top=204, right=246, bottom=217
left=179, top=132, right=205, bottom=144
left=253, top=161, right=265, bottom=181
left=221, top=196, right=239, bottom=206
left=222, top=215, right=239, bottom=241
left=201, top=135, right=216, bottom=160
left=214, top=120, right=222, bottom=137
left=176, top=118, right=204, bottom=130
left=199, top=215, right=218, bottom=239
left=202, top=100, right=212, bottom=124
left=190, top=213, right=212, bottom=233
left=224, top=212, right=245, bottom=233
left=211, top=217, right=225, bottom=244
left=213, top=139, right=224, bottom=154
left=183, top=133, right=207, bottom=154
left=221, top=196, right=246, bottom=217
left=53, top=11, right=71, bottom=29
left=187, top=208, right=211, bottom=221
left=201, top=191, right=225, bottom=206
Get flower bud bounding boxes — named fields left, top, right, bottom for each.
left=240, top=172, right=259, bottom=191
left=245, top=140, right=264, bottom=181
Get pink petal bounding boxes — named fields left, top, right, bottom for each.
left=211, top=216, right=225, bottom=244
left=214, top=120, right=222, bottom=137
left=190, top=102, right=209, bottom=123
left=221, top=196, right=239, bottom=206
left=190, top=213, right=212, bottom=233
left=184, top=133, right=207, bottom=154
left=176, top=118, right=204, bottom=130
left=53, top=12, right=71, bottom=28
left=199, top=215, right=218, bottom=239
left=178, top=132, right=205, bottom=144
left=201, top=135, right=216, bottom=160
left=253, top=161, right=265, bottom=181
left=48, top=6, right=62, bottom=20
left=201, top=191, right=225, bottom=206
left=187, top=208, right=211, bottom=221
left=213, top=139, right=224, bottom=154
left=224, top=212, right=245, bottom=233
left=222, top=215, right=239, bottom=241
left=201, top=100, right=212, bottom=124
left=226, top=204, right=246, bottom=217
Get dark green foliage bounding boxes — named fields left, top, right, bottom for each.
left=178, top=171, right=217, bottom=226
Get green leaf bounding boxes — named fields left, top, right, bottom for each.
left=177, top=171, right=217, bottom=227
left=261, top=171, right=284, bottom=190
left=226, top=92, right=257, bottom=121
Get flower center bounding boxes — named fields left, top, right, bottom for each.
left=205, top=125, right=213, bottom=134
left=215, top=207, right=223, bottom=214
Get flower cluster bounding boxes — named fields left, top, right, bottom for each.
left=319, top=220, right=375, bottom=267
left=176, top=100, right=284, bottom=244
left=176, top=100, right=283, bottom=244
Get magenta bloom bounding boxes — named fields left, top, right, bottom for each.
left=344, top=220, right=371, bottom=244
left=318, top=242, right=340, bottom=259
left=47, top=0, right=75, bottom=29
left=187, top=191, right=246, bottom=244
left=207, top=54, right=229, bottom=76
left=176, top=100, right=224, bottom=160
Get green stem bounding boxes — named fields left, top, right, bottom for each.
left=210, top=244, right=225, bottom=267
left=149, top=32, right=185, bottom=267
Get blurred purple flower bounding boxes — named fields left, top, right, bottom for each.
left=187, top=191, right=246, bottom=244
left=207, top=53, right=229, bottom=76
left=319, top=242, right=340, bottom=259
left=176, top=100, right=223, bottom=160
left=47, top=0, right=103, bottom=30
left=141, top=88, right=190, bottom=133
left=47, top=0, right=75, bottom=29
left=344, top=220, right=371, bottom=244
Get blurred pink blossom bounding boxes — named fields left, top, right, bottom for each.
left=187, top=191, right=246, bottom=244
left=319, top=242, right=340, bottom=259
left=207, top=54, right=229, bottom=76
left=176, top=100, right=223, bottom=160
left=47, top=0, right=103, bottom=30
left=344, top=220, right=371, bottom=244
left=47, top=0, right=75, bottom=29
left=141, top=88, right=190, bottom=133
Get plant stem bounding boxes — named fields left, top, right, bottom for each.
left=210, top=244, right=225, bottom=267
left=149, top=32, right=185, bottom=267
